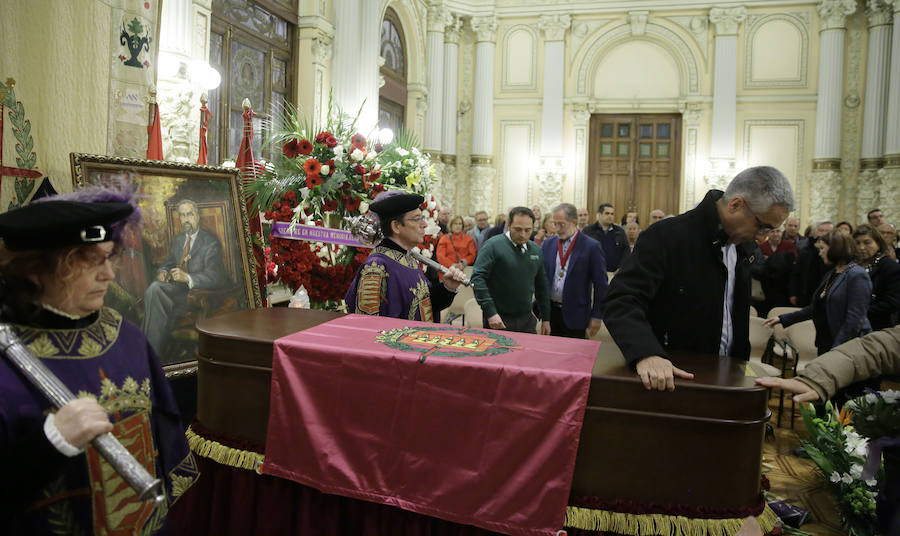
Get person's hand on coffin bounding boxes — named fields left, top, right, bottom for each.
left=540, top=321, right=551, bottom=336
left=487, top=314, right=506, bottom=329
left=754, top=377, right=821, bottom=403
left=635, top=355, right=694, bottom=391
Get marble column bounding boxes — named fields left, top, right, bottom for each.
left=158, top=0, right=204, bottom=162
left=441, top=15, right=462, bottom=207
left=331, top=0, right=379, bottom=133
left=708, top=7, right=746, bottom=168
left=425, top=5, right=450, bottom=153
left=469, top=15, right=498, bottom=213
left=810, top=0, right=857, bottom=223
left=535, top=14, right=571, bottom=211
left=857, top=0, right=893, bottom=220
left=881, top=0, right=900, bottom=223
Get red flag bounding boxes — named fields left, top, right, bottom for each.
left=235, top=101, right=267, bottom=302
left=146, top=102, right=163, bottom=160
left=197, top=101, right=212, bottom=165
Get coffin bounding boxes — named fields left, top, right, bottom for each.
left=195, top=308, right=769, bottom=510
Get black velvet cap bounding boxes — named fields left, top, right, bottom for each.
left=0, top=200, right=134, bottom=251
left=368, top=192, right=425, bottom=221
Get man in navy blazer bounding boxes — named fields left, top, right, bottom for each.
left=542, top=203, right=608, bottom=338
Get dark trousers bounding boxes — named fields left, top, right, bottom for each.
left=483, top=311, right=537, bottom=334
left=549, top=303, right=586, bottom=338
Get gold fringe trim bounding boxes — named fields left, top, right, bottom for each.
left=564, top=503, right=779, bottom=536
left=186, top=426, right=264, bottom=472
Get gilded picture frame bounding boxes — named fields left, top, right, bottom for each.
left=70, top=153, right=262, bottom=377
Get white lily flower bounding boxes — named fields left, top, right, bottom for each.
left=333, top=145, right=344, bottom=155
left=882, top=390, right=899, bottom=403
left=850, top=464, right=864, bottom=478
left=841, top=473, right=853, bottom=484
left=396, top=147, right=409, bottom=157
left=350, top=148, right=365, bottom=162
left=830, top=472, right=841, bottom=483
left=865, top=393, right=879, bottom=404
left=866, top=478, right=878, bottom=487
left=365, top=151, right=377, bottom=162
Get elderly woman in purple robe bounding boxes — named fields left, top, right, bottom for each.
left=0, top=187, right=197, bottom=535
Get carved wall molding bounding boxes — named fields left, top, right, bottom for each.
left=742, top=119, right=806, bottom=192
left=158, top=82, right=195, bottom=163
left=664, top=16, right=709, bottom=61
left=469, top=164, right=496, bottom=214
left=626, top=11, right=649, bottom=36
left=877, top=167, right=900, bottom=223
left=501, top=25, right=539, bottom=92
left=809, top=169, right=842, bottom=222
left=840, top=12, right=866, bottom=220
left=856, top=169, right=882, bottom=222
left=575, top=21, right=701, bottom=96
left=744, top=13, right=810, bottom=88
left=535, top=169, right=565, bottom=211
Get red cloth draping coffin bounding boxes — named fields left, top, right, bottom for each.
left=262, top=314, right=598, bottom=536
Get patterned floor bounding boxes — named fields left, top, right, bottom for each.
left=762, top=397, right=845, bottom=536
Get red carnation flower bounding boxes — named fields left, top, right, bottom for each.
left=341, top=181, right=351, bottom=190
left=322, top=197, right=339, bottom=212
left=373, top=183, right=385, bottom=194
left=325, top=135, right=338, bottom=148
left=351, top=133, right=366, bottom=148
left=298, top=139, right=313, bottom=155
left=282, top=139, right=301, bottom=158
left=306, top=173, right=323, bottom=188
left=303, top=158, right=322, bottom=175
left=315, top=131, right=331, bottom=144
left=369, top=169, right=382, bottom=181
left=284, top=190, right=296, bottom=201
left=354, top=164, right=366, bottom=175
left=345, top=196, right=361, bottom=212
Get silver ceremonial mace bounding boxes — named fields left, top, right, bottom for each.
left=344, top=215, right=472, bottom=287
left=0, top=324, right=165, bottom=504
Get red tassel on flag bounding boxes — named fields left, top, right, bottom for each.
left=235, top=99, right=267, bottom=303
left=197, top=95, right=212, bottom=165
left=146, top=89, right=163, bottom=160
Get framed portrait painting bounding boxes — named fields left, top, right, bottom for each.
left=71, top=153, right=262, bottom=376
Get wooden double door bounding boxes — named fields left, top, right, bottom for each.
left=586, top=114, right=681, bottom=226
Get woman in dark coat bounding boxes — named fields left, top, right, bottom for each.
left=853, top=224, right=900, bottom=331
left=764, top=230, right=872, bottom=355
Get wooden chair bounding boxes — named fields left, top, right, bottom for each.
left=779, top=320, right=818, bottom=428
left=767, top=306, right=801, bottom=340
left=441, top=285, right=474, bottom=325
left=748, top=317, right=780, bottom=377
left=749, top=305, right=758, bottom=318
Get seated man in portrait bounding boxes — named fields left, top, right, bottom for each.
left=143, top=199, right=226, bottom=354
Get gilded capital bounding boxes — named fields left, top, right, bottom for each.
left=817, top=0, right=858, bottom=30
left=537, top=14, right=571, bottom=41
left=471, top=15, right=499, bottom=43
left=709, top=6, right=747, bottom=35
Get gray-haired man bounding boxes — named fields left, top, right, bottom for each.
left=604, top=166, right=794, bottom=391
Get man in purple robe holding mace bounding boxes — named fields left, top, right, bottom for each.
left=345, top=191, right=467, bottom=322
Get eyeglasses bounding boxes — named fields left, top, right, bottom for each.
left=744, top=203, right=774, bottom=232
left=83, top=248, right=122, bottom=269
left=403, top=215, right=424, bottom=225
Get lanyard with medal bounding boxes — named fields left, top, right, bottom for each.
left=557, top=232, right=578, bottom=277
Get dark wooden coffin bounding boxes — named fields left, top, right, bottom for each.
left=196, top=308, right=769, bottom=510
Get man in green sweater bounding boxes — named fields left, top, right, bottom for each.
left=471, top=206, right=552, bottom=334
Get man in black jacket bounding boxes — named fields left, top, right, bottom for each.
left=604, top=166, right=794, bottom=391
